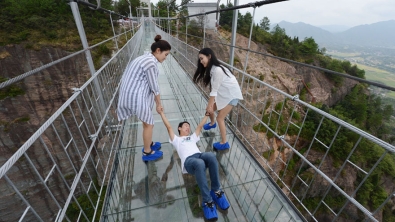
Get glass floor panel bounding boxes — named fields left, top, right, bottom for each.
left=103, top=31, right=304, bottom=222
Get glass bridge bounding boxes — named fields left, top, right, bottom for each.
left=0, top=2, right=394, bottom=222
left=101, top=29, right=303, bottom=221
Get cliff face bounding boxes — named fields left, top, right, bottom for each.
left=0, top=44, right=91, bottom=221
left=0, top=44, right=91, bottom=162
left=205, top=29, right=358, bottom=107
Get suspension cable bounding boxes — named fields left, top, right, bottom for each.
left=159, top=0, right=395, bottom=91
left=169, top=0, right=288, bottom=19
left=0, top=1, right=136, bottom=90
left=82, top=0, right=101, bottom=9
left=163, top=23, right=395, bottom=92
left=68, top=0, right=128, bottom=19
left=0, top=25, right=141, bottom=90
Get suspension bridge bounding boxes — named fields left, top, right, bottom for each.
left=0, top=0, right=394, bottom=221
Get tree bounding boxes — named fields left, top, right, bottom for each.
left=300, top=37, right=319, bottom=56
left=219, top=3, right=233, bottom=29
left=156, top=0, right=176, bottom=17
left=0, top=0, right=115, bottom=46
left=196, top=11, right=209, bottom=29
left=115, top=0, right=140, bottom=16
left=259, top=16, right=270, bottom=31
left=238, top=11, right=252, bottom=34
left=270, top=25, right=287, bottom=48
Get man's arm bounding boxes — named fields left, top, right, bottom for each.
left=159, top=112, right=175, bottom=141
left=195, top=114, right=209, bottom=136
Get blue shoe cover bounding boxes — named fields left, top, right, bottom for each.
left=203, top=122, right=217, bottom=130
left=141, top=142, right=161, bottom=152
left=210, top=190, right=230, bottom=210
left=213, top=142, right=230, bottom=150
left=202, top=201, right=218, bottom=221
left=142, top=150, right=163, bottom=161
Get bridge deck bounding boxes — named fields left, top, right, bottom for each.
left=102, top=31, right=303, bottom=222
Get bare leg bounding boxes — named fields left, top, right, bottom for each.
left=209, top=103, right=217, bottom=125
left=142, top=121, right=155, bottom=153
left=216, top=105, right=233, bottom=144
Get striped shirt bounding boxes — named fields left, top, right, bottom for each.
left=117, top=52, right=160, bottom=124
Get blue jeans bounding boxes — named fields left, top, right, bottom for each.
left=184, top=152, right=220, bottom=203
left=229, top=99, right=239, bottom=106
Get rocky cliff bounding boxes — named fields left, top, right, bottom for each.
left=0, top=44, right=92, bottom=221
left=0, top=44, right=90, bottom=162
left=204, top=29, right=359, bottom=107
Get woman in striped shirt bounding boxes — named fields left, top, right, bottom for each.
left=193, top=48, right=243, bottom=150
left=117, top=35, right=171, bottom=161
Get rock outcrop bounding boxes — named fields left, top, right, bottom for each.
left=205, top=29, right=359, bottom=107
left=0, top=44, right=92, bottom=221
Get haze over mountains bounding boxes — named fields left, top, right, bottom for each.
left=318, top=25, right=350, bottom=33
left=273, top=20, right=395, bottom=48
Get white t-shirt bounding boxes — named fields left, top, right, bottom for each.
left=169, top=133, right=201, bottom=174
left=210, top=65, right=243, bottom=110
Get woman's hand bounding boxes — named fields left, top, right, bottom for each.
left=206, top=96, right=215, bottom=115
left=156, top=104, right=163, bottom=114
left=206, top=105, right=213, bottom=115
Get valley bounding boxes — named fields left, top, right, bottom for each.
left=327, top=48, right=395, bottom=99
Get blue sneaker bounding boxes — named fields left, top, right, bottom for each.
left=213, top=142, right=230, bottom=150
left=141, top=142, right=161, bottom=153
left=142, top=150, right=163, bottom=161
left=210, top=190, right=230, bottom=210
left=202, top=201, right=218, bottom=221
left=203, top=122, right=217, bottom=130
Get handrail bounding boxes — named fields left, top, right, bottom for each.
left=0, top=25, right=141, bottom=90
left=155, top=22, right=395, bottom=222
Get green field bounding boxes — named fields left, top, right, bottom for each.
left=328, top=51, right=395, bottom=99
left=327, top=51, right=360, bottom=58
left=353, top=63, right=395, bottom=84
left=387, top=91, right=395, bottom=99
left=353, top=63, right=395, bottom=99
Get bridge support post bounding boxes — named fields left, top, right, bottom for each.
left=229, top=0, right=239, bottom=67
left=69, top=1, right=106, bottom=115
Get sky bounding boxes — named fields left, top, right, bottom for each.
left=149, top=0, right=395, bottom=28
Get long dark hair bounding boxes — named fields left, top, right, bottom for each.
left=151, top=35, right=171, bottom=52
left=193, top=48, right=230, bottom=87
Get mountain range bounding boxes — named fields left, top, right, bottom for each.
left=273, top=20, right=395, bottom=48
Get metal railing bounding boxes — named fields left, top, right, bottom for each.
left=1, top=1, right=394, bottom=221
left=0, top=25, right=143, bottom=222
left=154, top=18, right=395, bottom=221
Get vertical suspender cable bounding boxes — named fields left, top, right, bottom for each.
left=185, top=18, right=188, bottom=56
left=203, top=15, right=206, bottom=48
left=229, top=0, right=239, bottom=67
left=241, top=6, right=256, bottom=88
left=69, top=1, right=106, bottom=116
left=110, top=13, right=119, bottom=51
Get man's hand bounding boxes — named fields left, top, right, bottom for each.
left=195, top=114, right=210, bottom=136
